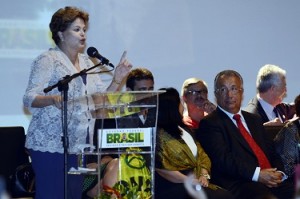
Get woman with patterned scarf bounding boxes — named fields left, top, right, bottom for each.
left=155, top=87, right=233, bottom=199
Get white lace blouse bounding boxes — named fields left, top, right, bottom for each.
left=23, top=47, right=106, bottom=153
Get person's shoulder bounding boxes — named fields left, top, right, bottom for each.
left=244, top=97, right=258, bottom=112
left=276, top=102, right=296, bottom=119
left=199, top=109, right=222, bottom=127
left=202, top=108, right=218, bottom=119
left=277, top=102, right=295, bottom=110
left=285, top=119, right=300, bottom=129
left=156, top=127, right=171, bottom=140
left=274, top=120, right=298, bottom=140
left=242, top=110, right=265, bottom=126
left=31, top=48, right=57, bottom=64
left=242, top=109, right=260, bottom=119
left=37, top=47, right=63, bottom=58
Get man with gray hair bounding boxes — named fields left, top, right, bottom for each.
left=245, top=64, right=295, bottom=124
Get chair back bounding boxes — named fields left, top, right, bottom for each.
left=264, top=124, right=285, bottom=142
left=0, top=126, right=29, bottom=190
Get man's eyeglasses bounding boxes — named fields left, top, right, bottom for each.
left=215, top=86, right=243, bottom=95
left=186, top=89, right=208, bottom=96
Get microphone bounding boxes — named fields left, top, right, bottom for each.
left=87, top=47, right=115, bottom=68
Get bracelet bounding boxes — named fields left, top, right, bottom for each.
left=112, top=78, right=122, bottom=85
left=200, top=173, right=211, bottom=180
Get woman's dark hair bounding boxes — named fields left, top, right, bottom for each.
left=49, top=6, right=89, bottom=45
left=157, top=87, right=185, bottom=138
left=294, top=94, right=300, bottom=117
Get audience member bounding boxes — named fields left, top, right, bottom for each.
left=274, top=94, right=300, bottom=178
left=245, top=64, right=295, bottom=125
left=181, top=78, right=216, bottom=132
left=196, top=70, right=294, bottom=199
left=155, top=87, right=234, bottom=199
left=83, top=68, right=155, bottom=198
left=23, top=6, right=132, bottom=199
left=94, top=67, right=155, bottom=130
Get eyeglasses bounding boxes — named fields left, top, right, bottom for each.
left=186, top=89, right=208, bottom=96
left=215, top=86, right=243, bottom=95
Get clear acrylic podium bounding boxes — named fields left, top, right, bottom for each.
left=69, top=90, right=163, bottom=199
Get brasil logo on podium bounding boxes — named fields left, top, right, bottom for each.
left=99, top=128, right=152, bottom=148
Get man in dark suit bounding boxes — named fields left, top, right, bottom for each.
left=244, top=64, right=295, bottom=125
left=196, top=70, right=294, bottom=199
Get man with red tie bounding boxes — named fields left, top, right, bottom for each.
left=196, top=70, right=294, bottom=199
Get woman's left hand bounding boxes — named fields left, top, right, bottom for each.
left=198, top=176, right=209, bottom=187
left=112, top=51, right=132, bottom=84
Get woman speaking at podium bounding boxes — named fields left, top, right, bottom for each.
left=23, top=6, right=132, bottom=199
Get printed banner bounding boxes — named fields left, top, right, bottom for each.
left=99, top=128, right=152, bottom=148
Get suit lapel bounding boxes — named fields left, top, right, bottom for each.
left=241, top=111, right=258, bottom=139
left=216, top=109, right=254, bottom=154
left=241, top=111, right=267, bottom=154
left=255, top=98, right=269, bottom=123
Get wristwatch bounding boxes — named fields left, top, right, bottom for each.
left=200, top=173, right=211, bottom=180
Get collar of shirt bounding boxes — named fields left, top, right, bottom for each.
left=217, top=106, right=250, bottom=132
left=257, top=96, right=276, bottom=120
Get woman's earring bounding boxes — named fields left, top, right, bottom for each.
left=59, top=33, right=64, bottom=42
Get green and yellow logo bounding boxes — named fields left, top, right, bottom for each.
left=107, top=132, right=144, bottom=143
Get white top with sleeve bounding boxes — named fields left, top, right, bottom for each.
left=23, top=46, right=106, bottom=153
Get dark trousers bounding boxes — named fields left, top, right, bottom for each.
left=231, top=180, right=295, bottom=199
left=30, top=150, right=83, bottom=199
left=155, top=172, right=234, bottom=199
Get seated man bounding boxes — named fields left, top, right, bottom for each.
left=181, top=77, right=216, bottom=132
left=244, top=64, right=295, bottom=125
left=196, top=69, right=294, bottom=199
left=83, top=68, right=155, bottom=198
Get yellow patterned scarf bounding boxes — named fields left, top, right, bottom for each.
left=156, top=128, right=219, bottom=190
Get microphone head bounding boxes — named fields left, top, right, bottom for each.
left=86, top=46, right=113, bottom=68
left=87, top=46, right=98, bottom=58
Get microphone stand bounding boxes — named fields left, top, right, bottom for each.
left=44, top=62, right=106, bottom=199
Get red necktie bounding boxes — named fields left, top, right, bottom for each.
left=233, top=114, right=271, bottom=169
